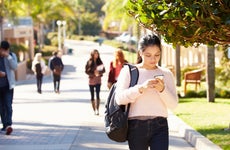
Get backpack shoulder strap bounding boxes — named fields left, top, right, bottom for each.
left=124, top=63, right=139, bottom=113
left=126, top=64, right=139, bottom=87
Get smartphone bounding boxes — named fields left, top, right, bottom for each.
left=154, top=74, right=164, bottom=80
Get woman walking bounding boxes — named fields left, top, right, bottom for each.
left=31, top=53, right=46, bottom=94
left=115, top=34, right=178, bottom=150
left=107, top=49, right=127, bottom=89
left=85, top=49, right=105, bottom=115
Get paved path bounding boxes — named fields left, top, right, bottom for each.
left=0, top=40, right=220, bottom=150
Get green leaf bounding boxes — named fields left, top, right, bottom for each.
left=139, top=16, right=148, bottom=24
left=151, top=12, right=155, bottom=19
left=185, top=11, right=193, bottom=17
left=157, top=5, right=164, bottom=10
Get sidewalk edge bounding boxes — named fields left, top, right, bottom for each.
left=172, top=115, right=222, bottom=150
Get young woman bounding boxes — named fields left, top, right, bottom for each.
left=107, top=49, right=127, bottom=89
left=31, top=53, right=47, bottom=94
left=115, top=34, right=178, bottom=150
left=85, top=49, right=105, bottom=115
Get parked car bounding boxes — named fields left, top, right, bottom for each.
left=115, top=32, right=137, bottom=45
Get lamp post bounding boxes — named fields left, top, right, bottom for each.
left=62, top=21, right=66, bottom=48
left=56, top=20, right=62, bottom=50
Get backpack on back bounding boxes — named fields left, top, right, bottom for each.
left=51, top=57, right=63, bottom=76
left=104, top=64, right=139, bottom=142
left=53, top=65, right=62, bottom=75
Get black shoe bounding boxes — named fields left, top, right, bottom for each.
left=37, top=89, right=42, bottom=94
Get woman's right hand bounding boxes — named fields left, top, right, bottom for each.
left=94, top=70, right=99, bottom=76
left=107, top=82, right=113, bottom=89
left=139, top=79, right=162, bottom=92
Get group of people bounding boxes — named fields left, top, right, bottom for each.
left=31, top=51, right=64, bottom=94
left=85, top=48, right=126, bottom=115
left=85, top=34, right=178, bottom=150
left=0, top=34, right=178, bottom=150
left=0, top=42, right=65, bottom=135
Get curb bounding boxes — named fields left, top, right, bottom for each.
left=171, top=115, right=222, bottom=150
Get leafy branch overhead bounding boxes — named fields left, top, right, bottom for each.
left=126, top=0, right=230, bottom=47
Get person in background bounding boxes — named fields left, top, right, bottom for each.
left=0, top=41, right=18, bottom=135
left=115, top=34, right=178, bottom=150
left=48, top=51, right=56, bottom=73
left=31, top=53, right=47, bottom=94
left=85, top=49, right=105, bottom=115
left=107, top=49, right=128, bottom=89
left=49, top=51, right=64, bottom=94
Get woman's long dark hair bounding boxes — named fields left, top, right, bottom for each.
left=89, top=49, right=103, bottom=65
left=136, top=34, right=162, bottom=63
left=86, top=49, right=103, bottom=73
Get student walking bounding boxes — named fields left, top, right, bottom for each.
left=107, top=49, right=127, bottom=89
left=49, top=51, right=64, bottom=94
left=85, top=49, right=105, bottom=115
left=115, top=34, right=178, bottom=150
left=0, top=41, right=18, bottom=135
left=31, top=53, right=46, bottom=94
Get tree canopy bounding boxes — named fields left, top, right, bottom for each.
left=1, top=0, right=105, bottom=36
left=126, top=0, right=230, bottom=102
left=102, top=0, right=135, bottom=31
left=126, top=0, right=230, bottom=47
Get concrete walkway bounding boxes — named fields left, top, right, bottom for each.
left=0, top=40, right=221, bottom=150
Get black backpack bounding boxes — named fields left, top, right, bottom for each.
left=35, top=63, right=42, bottom=76
left=104, top=63, right=139, bottom=142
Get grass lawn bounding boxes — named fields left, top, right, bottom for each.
left=173, top=98, right=230, bottom=150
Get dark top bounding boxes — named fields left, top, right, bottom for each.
left=0, top=57, right=8, bottom=87
left=50, top=56, right=64, bottom=71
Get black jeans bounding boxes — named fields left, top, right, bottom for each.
left=0, top=86, right=14, bottom=128
left=128, top=117, right=169, bottom=150
left=53, top=74, right=60, bottom=91
left=36, top=74, right=43, bottom=91
left=89, top=84, right=101, bottom=100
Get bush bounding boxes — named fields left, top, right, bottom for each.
left=46, top=32, right=58, bottom=46
left=184, top=90, right=198, bottom=98
left=184, top=88, right=230, bottom=98
left=197, top=90, right=207, bottom=97
left=218, top=89, right=230, bottom=98
left=10, top=43, right=27, bottom=62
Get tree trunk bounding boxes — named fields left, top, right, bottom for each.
left=0, top=0, right=4, bottom=41
left=175, top=45, right=181, bottom=86
left=206, top=46, right=215, bottom=102
left=0, top=16, right=3, bottom=41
